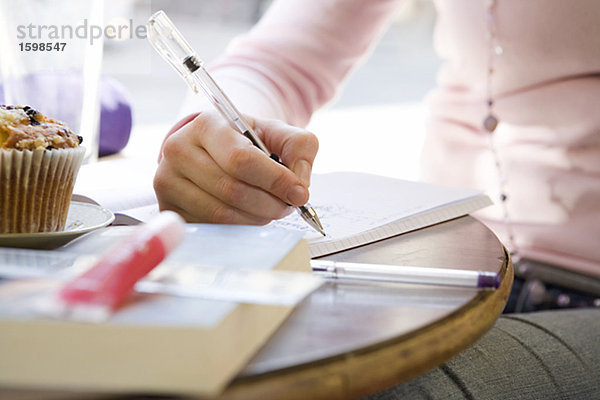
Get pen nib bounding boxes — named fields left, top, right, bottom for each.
left=298, top=205, right=326, bottom=236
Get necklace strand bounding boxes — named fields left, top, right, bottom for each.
left=484, top=0, right=520, bottom=264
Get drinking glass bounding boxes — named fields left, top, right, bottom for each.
left=0, top=0, right=104, bottom=163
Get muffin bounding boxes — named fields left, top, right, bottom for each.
left=0, top=105, right=85, bottom=233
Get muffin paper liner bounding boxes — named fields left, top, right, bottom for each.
left=0, top=147, right=85, bottom=233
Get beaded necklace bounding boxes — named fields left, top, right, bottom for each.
left=483, top=0, right=520, bottom=264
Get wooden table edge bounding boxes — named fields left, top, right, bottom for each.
left=218, top=249, right=513, bottom=400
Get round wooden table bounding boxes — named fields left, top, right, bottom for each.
left=0, top=215, right=511, bottom=400
left=218, top=216, right=513, bottom=400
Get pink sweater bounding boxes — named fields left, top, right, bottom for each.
left=182, top=0, right=600, bottom=277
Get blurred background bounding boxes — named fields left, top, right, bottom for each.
left=102, top=0, right=440, bottom=179
left=104, top=0, right=439, bottom=125
left=1, top=0, right=440, bottom=179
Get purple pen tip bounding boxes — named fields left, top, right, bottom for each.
left=478, top=273, right=501, bottom=289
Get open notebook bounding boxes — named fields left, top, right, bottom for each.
left=74, top=159, right=492, bottom=258
left=271, top=172, right=492, bottom=257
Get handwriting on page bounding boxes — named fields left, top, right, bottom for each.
left=272, top=203, right=395, bottom=242
left=269, top=172, right=490, bottom=257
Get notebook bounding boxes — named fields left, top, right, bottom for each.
left=74, top=159, right=491, bottom=258
left=270, top=172, right=492, bottom=257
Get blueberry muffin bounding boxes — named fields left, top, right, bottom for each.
left=0, top=105, right=85, bottom=233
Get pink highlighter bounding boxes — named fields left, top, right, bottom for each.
left=51, top=211, right=186, bottom=322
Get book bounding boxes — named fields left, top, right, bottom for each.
left=0, top=224, right=314, bottom=398
left=74, top=158, right=491, bottom=257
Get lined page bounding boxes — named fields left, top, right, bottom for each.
left=271, top=172, right=492, bottom=257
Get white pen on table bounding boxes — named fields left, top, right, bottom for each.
left=311, top=260, right=501, bottom=290
left=146, top=10, right=325, bottom=236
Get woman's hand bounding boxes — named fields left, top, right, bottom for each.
left=154, top=111, right=318, bottom=225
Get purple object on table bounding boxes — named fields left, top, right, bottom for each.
left=96, top=76, right=133, bottom=157
left=0, top=76, right=132, bottom=157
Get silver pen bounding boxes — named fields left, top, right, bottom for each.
left=147, top=11, right=325, bottom=236
left=311, top=260, right=500, bottom=289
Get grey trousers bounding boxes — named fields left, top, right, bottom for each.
left=367, top=309, right=600, bottom=400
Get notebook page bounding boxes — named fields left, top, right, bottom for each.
left=271, top=172, right=492, bottom=257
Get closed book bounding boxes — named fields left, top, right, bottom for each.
left=0, top=225, right=313, bottom=398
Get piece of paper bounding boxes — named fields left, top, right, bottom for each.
left=0, top=225, right=319, bottom=308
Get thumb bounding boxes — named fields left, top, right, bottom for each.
left=279, top=132, right=318, bottom=187
left=290, top=158, right=313, bottom=187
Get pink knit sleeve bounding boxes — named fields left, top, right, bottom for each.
left=179, top=0, right=403, bottom=127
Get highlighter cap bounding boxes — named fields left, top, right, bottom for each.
left=147, top=210, right=186, bottom=255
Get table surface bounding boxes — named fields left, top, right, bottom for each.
left=0, top=215, right=512, bottom=400
left=217, top=215, right=513, bottom=400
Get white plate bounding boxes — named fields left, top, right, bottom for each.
left=0, top=201, right=115, bottom=249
